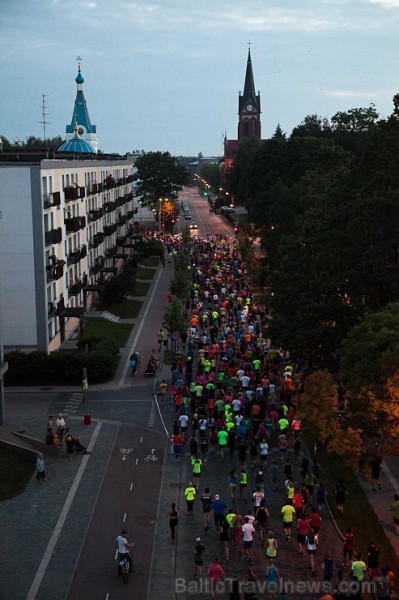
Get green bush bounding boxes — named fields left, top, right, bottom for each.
left=4, top=337, right=120, bottom=386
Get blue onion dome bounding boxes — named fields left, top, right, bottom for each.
left=75, top=68, right=84, bottom=84
left=58, top=138, right=95, bottom=153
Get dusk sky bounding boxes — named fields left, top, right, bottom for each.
left=1, top=0, right=399, bottom=157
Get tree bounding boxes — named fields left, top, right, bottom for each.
left=199, top=162, right=222, bottom=193
left=338, top=303, right=399, bottom=396
left=291, top=114, right=331, bottom=138
left=134, top=151, right=189, bottom=209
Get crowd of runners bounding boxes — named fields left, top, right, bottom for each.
left=161, top=234, right=395, bottom=600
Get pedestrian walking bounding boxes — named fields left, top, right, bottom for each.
left=207, top=557, right=225, bottom=599
left=194, top=537, right=206, bottom=578
left=191, top=455, right=203, bottom=490
left=36, top=453, right=45, bottom=483
left=56, top=413, right=66, bottom=442
left=169, top=503, right=179, bottom=544
left=158, top=379, right=168, bottom=403
left=305, top=528, right=319, bottom=575
left=297, top=511, right=309, bottom=554
left=270, top=459, right=280, bottom=492
left=65, top=432, right=74, bottom=461
left=266, top=559, right=279, bottom=600
left=185, top=481, right=196, bottom=515
left=322, top=551, right=335, bottom=581
left=371, top=456, right=382, bottom=491
left=281, top=500, right=296, bottom=541
left=201, top=488, right=213, bottom=529
left=233, top=509, right=244, bottom=553
left=211, top=494, right=227, bottom=532
left=265, top=530, right=278, bottom=561
left=229, top=469, right=238, bottom=500
left=220, top=517, right=230, bottom=561
left=335, top=479, right=348, bottom=517
left=343, top=527, right=355, bottom=566
left=242, top=516, right=255, bottom=564
left=240, top=467, right=248, bottom=502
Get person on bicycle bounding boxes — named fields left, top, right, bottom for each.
left=150, top=349, right=158, bottom=364
left=115, top=530, right=134, bottom=572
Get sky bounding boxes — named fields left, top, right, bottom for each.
left=1, top=0, right=399, bottom=157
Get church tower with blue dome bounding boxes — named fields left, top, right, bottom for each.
left=64, top=58, right=98, bottom=152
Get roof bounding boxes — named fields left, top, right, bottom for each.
left=58, top=138, right=95, bottom=154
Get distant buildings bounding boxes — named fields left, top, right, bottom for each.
left=0, top=63, right=137, bottom=353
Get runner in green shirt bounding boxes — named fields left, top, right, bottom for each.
left=217, top=428, right=228, bottom=460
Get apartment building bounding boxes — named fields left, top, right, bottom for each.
left=0, top=154, right=137, bottom=352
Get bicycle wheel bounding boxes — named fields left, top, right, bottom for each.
left=121, top=563, right=128, bottom=584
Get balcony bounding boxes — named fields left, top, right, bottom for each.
left=64, top=216, right=86, bottom=232
left=79, top=186, right=86, bottom=199
left=43, top=191, right=61, bottom=208
left=89, top=209, right=99, bottom=222
left=45, top=227, right=62, bottom=245
left=64, top=186, right=80, bottom=201
left=90, top=258, right=104, bottom=275
left=103, top=223, right=117, bottom=237
left=68, top=280, right=82, bottom=296
left=67, top=249, right=81, bottom=265
left=105, top=247, right=117, bottom=258
left=116, top=235, right=127, bottom=246
left=48, top=301, right=58, bottom=317
left=104, top=201, right=115, bottom=213
left=104, top=176, right=116, bottom=190
left=46, top=261, right=65, bottom=281
left=80, top=244, right=87, bottom=259
left=89, top=232, right=104, bottom=249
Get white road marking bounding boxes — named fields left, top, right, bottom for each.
left=130, top=483, right=134, bottom=491
left=26, top=422, right=102, bottom=600
left=135, top=457, right=139, bottom=465
left=123, top=512, right=127, bottom=522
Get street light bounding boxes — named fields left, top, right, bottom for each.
left=159, top=198, right=163, bottom=233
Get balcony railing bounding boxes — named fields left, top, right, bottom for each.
left=89, top=232, right=104, bottom=249
left=45, top=227, right=62, bottom=245
left=46, top=262, right=65, bottom=281
left=89, top=209, right=99, bottom=222
left=68, top=280, right=82, bottom=295
left=64, top=186, right=79, bottom=201
left=103, top=223, right=117, bottom=237
left=67, top=249, right=81, bottom=265
left=80, top=244, right=87, bottom=259
left=64, top=216, right=86, bottom=232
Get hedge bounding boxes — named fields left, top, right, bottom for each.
left=4, top=337, right=119, bottom=386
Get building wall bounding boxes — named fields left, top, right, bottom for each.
left=0, top=166, right=39, bottom=347
left=0, top=158, right=136, bottom=353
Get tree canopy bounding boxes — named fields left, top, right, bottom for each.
left=228, top=97, right=399, bottom=369
left=134, top=151, right=189, bottom=210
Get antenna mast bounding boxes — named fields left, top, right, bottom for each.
left=38, top=94, right=51, bottom=141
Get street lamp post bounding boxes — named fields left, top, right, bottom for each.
left=158, top=198, right=163, bottom=233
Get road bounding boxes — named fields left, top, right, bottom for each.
left=177, top=188, right=234, bottom=239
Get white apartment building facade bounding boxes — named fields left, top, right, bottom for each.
left=0, top=155, right=137, bottom=352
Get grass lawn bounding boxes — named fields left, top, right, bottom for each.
left=111, top=299, right=143, bottom=318
left=82, top=319, right=133, bottom=347
left=131, top=281, right=151, bottom=296
left=0, top=449, right=35, bottom=500
left=136, top=266, right=156, bottom=280
left=141, top=256, right=160, bottom=267
left=318, top=449, right=399, bottom=574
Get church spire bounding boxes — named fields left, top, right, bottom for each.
left=243, top=47, right=256, bottom=103
left=65, top=57, right=98, bottom=152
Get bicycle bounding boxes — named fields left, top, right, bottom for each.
left=118, top=551, right=133, bottom=584
left=144, top=454, right=158, bottom=462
